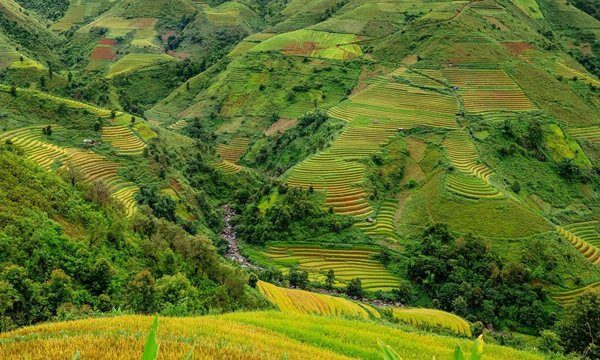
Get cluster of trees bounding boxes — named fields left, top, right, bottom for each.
left=0, top=147, right=261, bottom=331
left=406, top=224, right=552, bottom=332
left=16, top=0, right=69, bottom=20
left=244, top=110, right=345, bottom=175
left=236, top=185, right=356, bottom=245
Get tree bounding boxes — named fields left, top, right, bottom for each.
left=557, top=290, right=600, bottom=358
left=346, top=278, right=363, bottom=298
left=39, top=76, right=46, bottom=89
left=42, top=125, right=52, bottom=136
left=45, top=269, right=74, bottom=312
left=325, top=269, right=335, bottom=290
left=131, top=116, right=136, bottom=124
left=111, top=110, right=116, bottom=119
left=539, top=330, right=563, bottom=354
left=128, top=270, right=156, bottom=313
left=248, top=273, right=258, bottom=288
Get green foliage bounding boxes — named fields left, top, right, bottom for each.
left=243, top=110, right=345, bottom=175
left=406, top=224, right=551, bottom=331
left=141, top=315, right=160, bottom=360
left=557, top=290, right=600, bottom=358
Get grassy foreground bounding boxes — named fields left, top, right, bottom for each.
left=0, top=312, right=544, bottom=360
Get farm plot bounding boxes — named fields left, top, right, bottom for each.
left=263, top=245, right=402, bottom=291
left=569, top=126, right=600, bottom=143
left=250, top=30, right=362, bottom=60
left=106, top=53, right=175, bottom=78
left=214, top=159, right=243, bottom=173
left=168, top=119, right=188, bottom=131
left=0, top=126, right=138, bottom=216
left=216, top=137, right=251, bottom=162
left=257, top=281, right=380, bottom=319
left=443, top=130, right=501, bottom=199
left=80, top=17, right=159, bottom=49
left=557, top=222, right=600, bottom=264
left=52, top=0, right=107, bottom=31
left=551, top=281, right=600, bottom=305
left=286, top=73, right=458, bottom=216
left=392, top=308, right=471, bottom=336
left=101, top=125, right=146, bottom=155
left=354, top=199, right=399, bottom=240
left=442, top=68, right=536, bottom=113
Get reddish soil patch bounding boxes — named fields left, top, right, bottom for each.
left=91, top=46, right=116, bottom=60
left=284, top=41, right=320, bottom=56
left=168, top=51, right=190, bottom=60
left=169, top=179, right=182, bottom=195
left=162, top=31, right=176, bottom=43
left=264, top=118, right=298, bottom=136
left=502, top=41, right=534, bottom=55
left=98, top=38, right=117, bottom=46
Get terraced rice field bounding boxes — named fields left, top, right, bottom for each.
left=0, top=126, right=138, bottom=216
left=442, top=68, right=536, bottom=113
left=106, top=53, right=175, bottom=78
left=101, top=125, right=146, bottom=155
left=214, top=159, right=243, bottom=173
left=216, top=137, right=250, bottom=162
left=551, top=281, right=600, bottom=305
left=392, top=308, right=472, bottom=336
left=168, top=119, right=188, bottom=131
left=557, top=222, right=600, bottom=264
left=264, top=245, right=402, bottom=291
left=443, top=131, right=501, bottom=199
left=354, top=199, right=399, bottom=240
left=569, top=126, right=600, bottom=143
left=286, top=72, right=457, bottom=216
left=257, top=281, right=380, bottom=319
left=250, top=30, right=362, bottom=60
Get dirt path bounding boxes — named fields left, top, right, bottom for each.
left=222, top=205, right=260, bottom=270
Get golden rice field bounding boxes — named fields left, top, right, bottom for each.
left=101, top=125, right=146, bottom=155
left=214, top=159, right=243, bottom=173
left=257, top=281, right=380, bottom=319
left=167, top=119, right=188, bottom=131
left=442, top=68, right=536, bottom=113
left=263, top=245, right=402, bottom=291
left=286, top=70, right=457, bottom=217
left=216, top=137, right=251, bottom=162
left=569, top=126, right=600, bottom=144
left=557, top=222, right=600, bottom=265
left=354, top=199, right=399, bottom=241
left=551, top=280, right=600, bottom=305
left=443, top=130, right=502, bottom=199
left=0, top=311, right=544, bottom=360
left=392, top=307, right=472, bottom=336
left=0, top=126, right=138, bottom=216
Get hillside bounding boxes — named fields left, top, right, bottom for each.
left=0, top=0, right=599, bottom=357
left=0, top=312, right=545, bottom=359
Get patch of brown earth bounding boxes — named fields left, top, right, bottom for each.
left=264, top=118, right=298, bottom=136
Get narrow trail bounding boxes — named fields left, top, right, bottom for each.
left=221, top=205, right=260, bottom=270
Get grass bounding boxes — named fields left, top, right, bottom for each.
left=257, top=280, right=380, bottom=319
left=261, top=244, right=402, bottom=291
left=0, top=312, right=545, bottom=360
left=512, top=0, right=544, bottom=19
left=392, top=308, right=472, bottom=336
left=106, top=54, right=175, bottom=78
left=250, top=30, right=362, bottom=60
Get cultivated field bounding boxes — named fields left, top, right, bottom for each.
left=569, top=126, right=600, bottom=143
left=257, top=281, right=380, bottom=319
left=551, top=281, right=600, bottom=305
left=263, top=244, right=402, bottom=291
left=286, top=72, right=458, bottom=216
left=0, top=126, right=138, bottom=216
left=0, top=312, right=544, bottom=360
left=392, top=308, right=472, bottom=336
left=442, top=68, right=536, bottom=113
left=557, top=222, right=600, bottom=265
left=216, top=137, right=251, bottom=162
left=354, top=199, right=399, bottom=240
left=101, top=125, right=146, bottom=155
left=443, top=130, right=502, bottom=198
left=106, top=53, right=175, bottom=78
left=250, top=30, right=362, bottom=60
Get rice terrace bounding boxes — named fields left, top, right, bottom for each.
left=0, top=0, right=598, bottom=358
